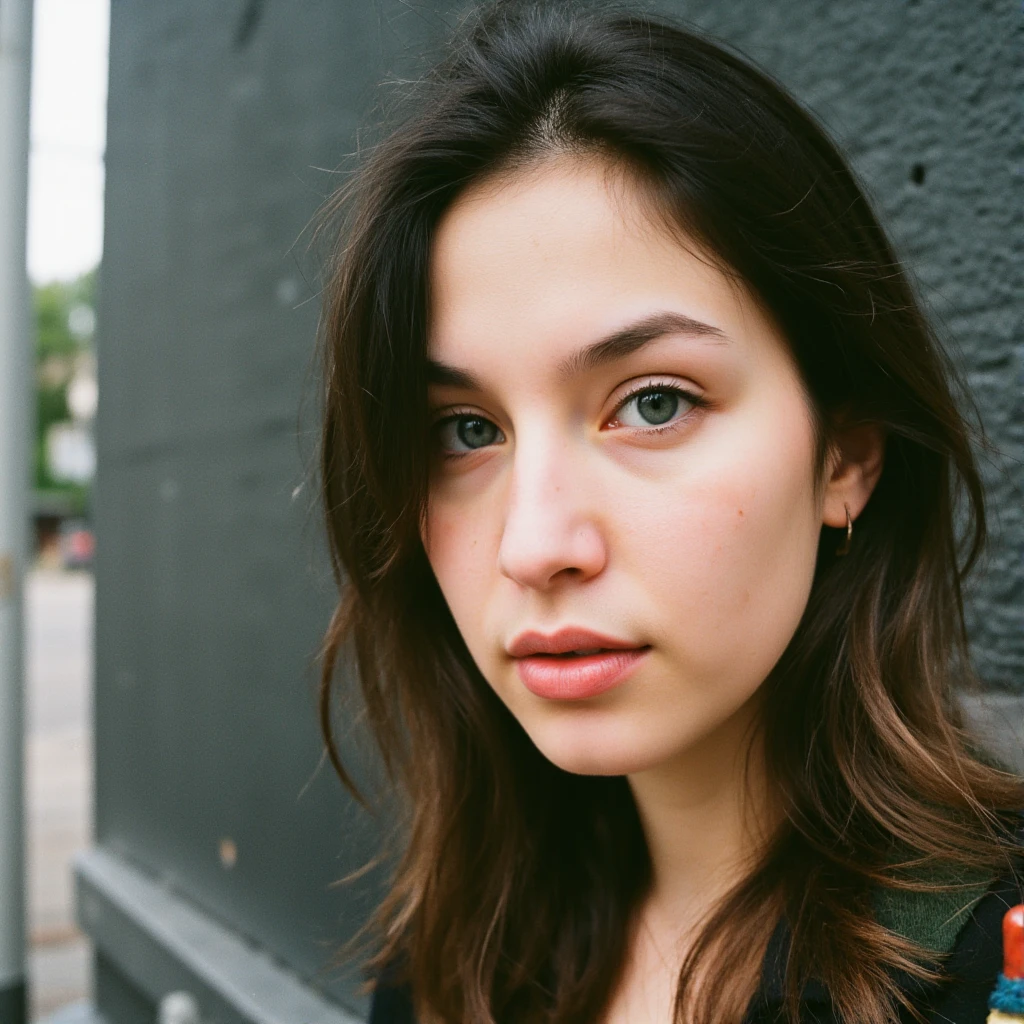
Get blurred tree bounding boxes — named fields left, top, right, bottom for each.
left=34, top=268, right=96, bottom=510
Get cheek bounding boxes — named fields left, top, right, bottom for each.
left=423, top=490, right=499, bottom=657
left=638, top=397, right=822, bottom=679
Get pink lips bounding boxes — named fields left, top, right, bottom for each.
left=508, top=627, right=650, bottom=701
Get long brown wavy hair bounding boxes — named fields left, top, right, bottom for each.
left=316, top=4, right=1022, bottom=1022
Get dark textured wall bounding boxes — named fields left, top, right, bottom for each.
left=95, top=0, right=1020, bottom=1019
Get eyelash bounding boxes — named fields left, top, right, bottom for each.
left=431, top=380, right=707, bottom=458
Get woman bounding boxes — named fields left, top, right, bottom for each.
left=317, top=4, right=1022, bottom=1022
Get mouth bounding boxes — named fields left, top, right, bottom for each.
left=507, top=628, right=650, bottom=700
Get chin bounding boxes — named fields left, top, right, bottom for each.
left=524, top=715, right=674, bottom=777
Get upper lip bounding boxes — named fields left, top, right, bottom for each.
left=507, top=627, right=645, bottom=658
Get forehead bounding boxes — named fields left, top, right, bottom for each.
left=427, top=154, right=768, bottom=368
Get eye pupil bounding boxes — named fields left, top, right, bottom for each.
left=636, top=391, right=678, bottom=425
left=457, top=416, right=497, bottom=449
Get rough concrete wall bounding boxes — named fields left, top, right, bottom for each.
left=660, top=0, right=1023, bottom=691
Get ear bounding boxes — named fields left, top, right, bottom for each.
left=822, top=422, right=885, bottom=528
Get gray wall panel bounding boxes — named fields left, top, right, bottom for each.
left=95, top=1, right=443, bottom=1014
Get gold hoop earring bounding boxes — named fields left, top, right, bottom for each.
left=836, top=503, right=853, bottom=556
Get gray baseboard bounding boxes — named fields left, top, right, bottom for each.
left=75, top=849, right=365, bottom=1024
left=36, top=1001, right=107, bottom=1024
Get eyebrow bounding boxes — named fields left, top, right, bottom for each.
left=426, top=310, right=728, bottom=391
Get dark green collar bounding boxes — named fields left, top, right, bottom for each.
left=872, top=863, right=995, bottom=955
left=757, top=865, right=997, bottom=1007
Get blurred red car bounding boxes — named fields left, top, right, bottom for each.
left=59, top=519, right=95, bottom=570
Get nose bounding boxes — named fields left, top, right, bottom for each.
left=497, top=435, right=607, bottom=590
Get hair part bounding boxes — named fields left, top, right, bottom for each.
left=317, top=4, right=1023, bottom=1022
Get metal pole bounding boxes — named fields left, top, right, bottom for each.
left=0, top=0, right=34, bottom=1018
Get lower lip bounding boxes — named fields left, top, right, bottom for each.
left=515, top=648, right=650, bottom=701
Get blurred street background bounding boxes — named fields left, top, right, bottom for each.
left=21, top=0, right=106, bottom=1017
left=26, top=569, right=92, bottom=1019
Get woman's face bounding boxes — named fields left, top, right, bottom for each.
left=423, top=155, right=824, bottom=778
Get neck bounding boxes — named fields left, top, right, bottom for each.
left=627, top=696, right=775, bottom=943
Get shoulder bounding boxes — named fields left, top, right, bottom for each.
left=750, top=861, right=1022, bottom=1023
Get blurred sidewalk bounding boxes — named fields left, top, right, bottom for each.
left=25, top=569, right=93, bottom=1020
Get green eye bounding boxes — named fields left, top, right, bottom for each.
left=617, top=388, right=691, bottom=428
left=437, top=414, right=505, bottom=453
left=635, top=391, right=678, bottom=425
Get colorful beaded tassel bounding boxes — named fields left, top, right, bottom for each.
left=989, top=905, right=1024, bottom=1022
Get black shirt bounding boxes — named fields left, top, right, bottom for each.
left=368, top=872, right=1021, bottom=1024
